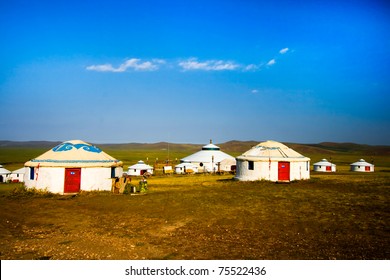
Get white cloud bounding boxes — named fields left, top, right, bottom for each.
left=151, top=59, right=166, bottom=64
left=86, top=58, right=165, bottom=72
left=244, top=64, right=260, bottom=71
left=267, top=59, right=276, bottom=66
left=178, top=58, right=240, bottom=71
left=86, top=53, right=289, bottom=73
left=279, top=48, right=289, bottom=54
left=251, top=89, right=259, bottom=94
left=86, top=64, right=117, bottom=72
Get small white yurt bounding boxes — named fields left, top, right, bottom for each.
left=24, top=140, right=123, bottom=194
left=127, top=160, right=153, bottom=176
left=0, top=165, right=11, bottom=183
left=219, top=158, right=237, bottom=173
left=9, top=167, right=26, bottom=182
left=180, top=140, right=236, bottom=173
left=313, top=159, right=336, bottom=172
left=350, top=159, right=374, bottom=172
left=174, top=162, right=198, bottom=174
left=235, top=140, right=310, bottom=182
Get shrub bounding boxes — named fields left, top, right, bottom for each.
left=123, top=183, right=137, bottom=194
left=10, top=185, right=54, bottom=198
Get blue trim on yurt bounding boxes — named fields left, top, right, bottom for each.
left=52, top=142, right=102, bottom=153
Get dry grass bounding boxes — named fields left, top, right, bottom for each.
left=0, top=171, right=389, bottom=260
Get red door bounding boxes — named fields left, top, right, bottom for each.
left=64, top=168, right=81, bottom=193
left=326, top=166, right=331, bottom=171
left=365, top=166, right=370, bottom=171
left=278, top=162, right=290, bottom=181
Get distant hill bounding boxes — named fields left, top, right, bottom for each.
left=306, top=142, right=390, bottom=155
left=1, top=140, right=388, bottom=156
left=1, top=140, right=389, bottom=169
left=98, top=142, right=201, bottom=153
left=218, top=140, right=259, bottom=153
left=0, top=140, right=61, bottom=148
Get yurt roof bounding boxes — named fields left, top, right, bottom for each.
left=220, top=157, right=237, bottom=165
left=24, top=140, right=123, bottom=168
left=0, top=165, right=11, bottom=175
left=12, top=167, right=25, bottom=174
left=237, top=140, right=310, bottom=162
left=313, top=159, right=335, bottom=166
left=350, top=159, right=374, bottom=167
left=128, top=160, right=153, bottom=170
left=201, top=143, right=220, bottom=151
left=175, top=162, right=197, bottom=168
left=181, top=142, right=234, bottom=163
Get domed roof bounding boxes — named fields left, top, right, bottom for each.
left=25, top=140, right=122, bottom=167
left=350, top=159, right=374, bottom=167
left=201, top=143, right=220, bottom=151
left=313, top=159, right=335, bottom=166
left=181, top=140, right=234, bottom=163
left=175, top=162, right=197, bottom=169
left=128, top=160, right=153, bottom=170
left=237, top=140, right=309, bottom=161
left=0, top=165, right=11, bottom=175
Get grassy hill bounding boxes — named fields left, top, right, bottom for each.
left=1, top=140, right=389, bottom=171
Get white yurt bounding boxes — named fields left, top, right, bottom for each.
left=219, top=158, right=237, bottom=173
left=350, top=159, right=374, bottom=172
left=313, top=159, right=336, bottom=172
left=127, top=160, right=153, bottom=176
left=235, top=140, right=310, bottom=182
left=24, top=140, right=123, bottom=194
left=180, top=140, right=236, bottom=173
left=0, top=165, right=11, bottom=183
left=174, top=162, right=198, bottom=174
left=9, top=167, right=26, bottom=182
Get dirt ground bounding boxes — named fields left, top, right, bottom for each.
left=0, top=173, right=389, bottom=260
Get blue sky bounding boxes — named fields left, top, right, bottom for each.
left=1, top=0, right=389, bottom=145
